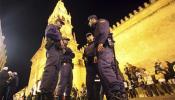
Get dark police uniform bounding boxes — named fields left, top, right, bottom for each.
left=83, top=41, right=100, bottom=100
left=91, top=18, right=126, bottom=100
left=39, top=24, right=63, bottom=99
left=55, top=46, right=75, bottom=100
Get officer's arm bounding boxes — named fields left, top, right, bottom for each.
left=82, top=52, right=85, bottom=60
left=45, top=25, right=62, bottom=41
left=56, top=30, right=62, bottom=41
left=96, top=20, right=110, bottom=45
left=83, top=48, right=88, bottom=63
left=46, top=34, right=57, bottom=41
left=93, top=45, right=97, bottom=63
left=65, top=48, right=75, bottom=59
left=70, top=51, right=75, bottom=59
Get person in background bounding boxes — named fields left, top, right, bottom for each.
left=0, top=67, right=9, bottom=99
left=55, top=37, right=75, bottom=100
left=83, top=33, right=99, bottom=100
left=143, top=70, right=159, bottom=97
left=166, top=61, right=175, bottom=88
left=155, top=70, right=174, bottom=95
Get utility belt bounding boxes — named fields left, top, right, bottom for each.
left=61, top=61, right=74, bottom=69
left=61, top=59, right=72, bottom=64
left=45, top=38, right=62, bottom=50
left=103, top=36, right=115, bottom=48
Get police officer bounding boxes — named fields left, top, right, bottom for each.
left=39, top=18, right=65, bottom=100
left=88, top=15, right=127, bottom=100
left=83, top=33, right=100, bottom=100
left=55, top=37, right=75, bottom=100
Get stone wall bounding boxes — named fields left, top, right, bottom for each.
left=111, top=0, right=175, bottom=74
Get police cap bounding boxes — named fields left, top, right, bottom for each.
left=62, top=37, right=70, bottom=41
left=88, top=15, right=98, bottom=21
left=86, top=33, right=93, bottom=37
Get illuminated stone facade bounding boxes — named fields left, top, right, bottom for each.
left=26, top=1, right=86, bottom=95
left=0, top=20, right=7, bottom=70
left=111, top=0, right=175, bottom=74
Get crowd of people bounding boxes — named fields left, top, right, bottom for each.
left=124, top=61, right=175, bottom=98
left=69, top=60, right=175, bottom=99
left=0, top=67, right=19, bottom=100
left=12, top=83, right=87, bottom=100
left=7, top=59, right=175, bottom=100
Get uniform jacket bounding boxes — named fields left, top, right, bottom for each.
left=93, top=19, right=110, bottom=46
left=45, top=24, right=62, bottom=42
left=61, top=47, right=75, bottom=64
left=83, top=42, right=96, bottom=64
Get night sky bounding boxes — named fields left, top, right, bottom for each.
left=0, top=0, right=149, bottom=91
